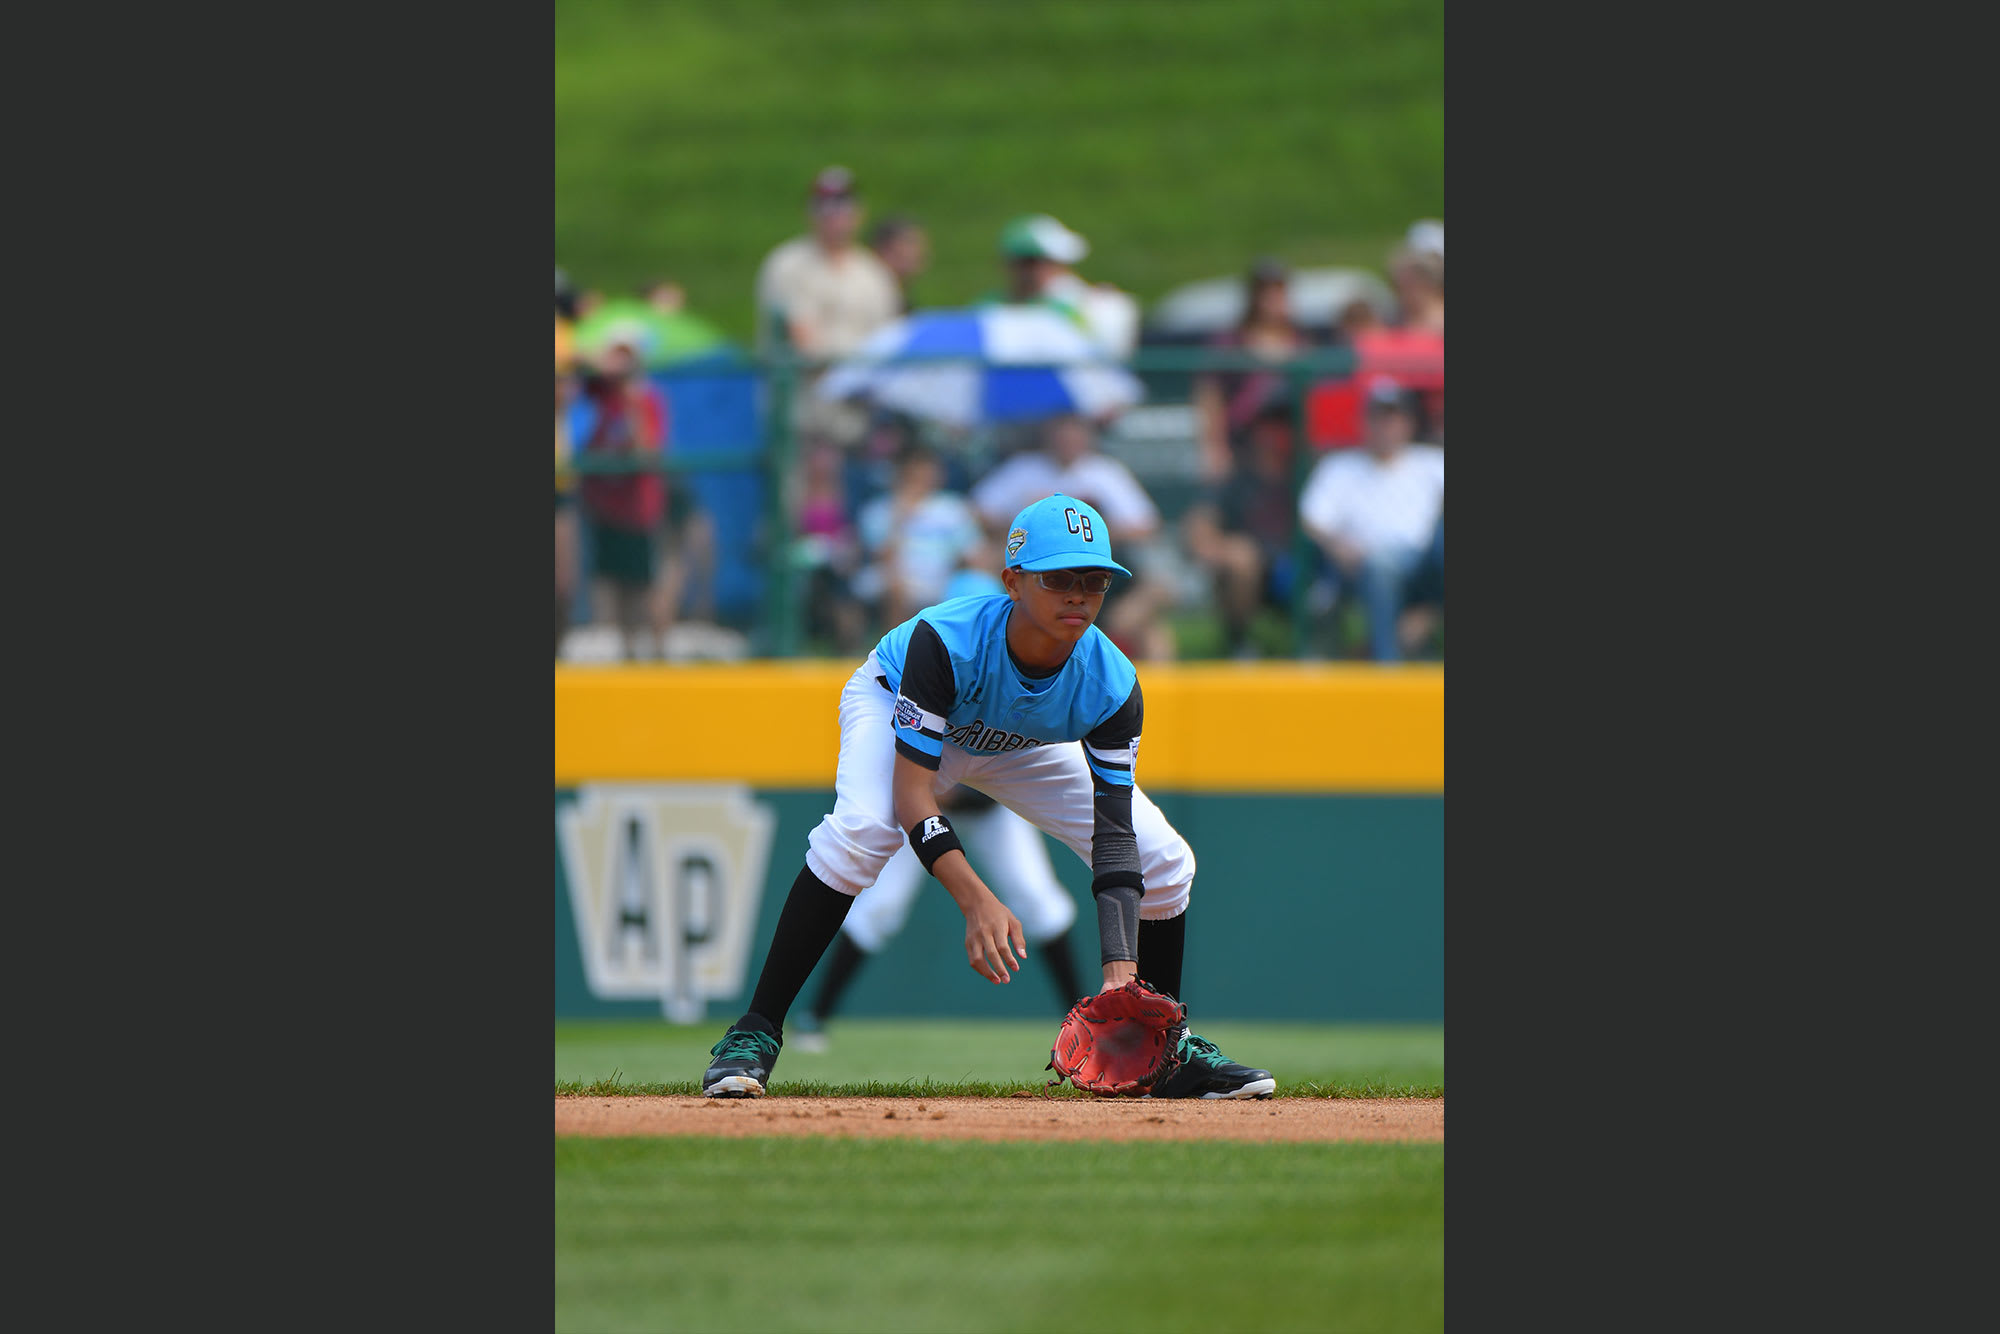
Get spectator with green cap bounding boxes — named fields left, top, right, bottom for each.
left=993, top=212, right=1139, bottom=358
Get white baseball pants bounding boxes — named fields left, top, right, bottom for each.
left=804, top=654, right=1195, bottom=920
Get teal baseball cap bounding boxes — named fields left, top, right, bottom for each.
left=1003, top=493, right=1131, bottom=576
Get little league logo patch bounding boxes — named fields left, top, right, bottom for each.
left=1006, top=527, right=1028, bottom=558
left=894, top=695, right=921, bottom=731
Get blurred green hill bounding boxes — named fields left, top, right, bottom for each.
left=555, top=0, right=1443, bottom=345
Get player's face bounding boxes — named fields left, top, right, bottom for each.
left=1006, top=565, right=1107, bottom=642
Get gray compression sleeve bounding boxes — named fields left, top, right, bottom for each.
left=1093, top=883, right=1141, bottom=965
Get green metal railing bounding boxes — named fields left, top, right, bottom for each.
left=561, top=343, right=1378, bottom=657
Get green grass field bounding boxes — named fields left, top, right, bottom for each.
left=556, top=1022, right=1444, bottom=1330
left=555, top=0, right=1445, bottom=345
left=556, top=1137, right=1444, bottom=1334
left=556, top=1018, right=1444, bottom=1097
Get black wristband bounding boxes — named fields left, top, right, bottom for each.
left=908, top=814, right=964, bottom=876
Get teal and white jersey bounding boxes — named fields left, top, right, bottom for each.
left=874, top=593, right=1141, bottom=779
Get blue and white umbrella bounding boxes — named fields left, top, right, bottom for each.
left=815, top=304, right=1143, bottom=427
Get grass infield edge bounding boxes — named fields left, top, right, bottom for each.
left=556, top=1075, right=1443, bottom=1099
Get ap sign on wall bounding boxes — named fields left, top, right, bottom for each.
left=555, top=784, right=777, bottom=1022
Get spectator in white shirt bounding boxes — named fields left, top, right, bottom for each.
left=970, top=413, right=1159, bottom=543
left=1298, top=377, right=1445, bottom=661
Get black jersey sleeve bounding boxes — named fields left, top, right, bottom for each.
left=1083, top=679, right=1144, bottom=895
left=891, top=620, right=957, bottom=770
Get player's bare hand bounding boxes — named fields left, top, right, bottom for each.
left=963, top=897, right=1026, bottom=984
left=1100, top=959, right=1138, bottom=992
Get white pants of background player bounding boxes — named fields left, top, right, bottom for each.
left=805, top=653, right=1196, bottom=921
left=842, top=801, right=1077, bottom=953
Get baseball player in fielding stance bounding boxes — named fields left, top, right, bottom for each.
left=702, top=492, right=1274, bottom=1099
left=798, top=554, right=1087, bottom=1047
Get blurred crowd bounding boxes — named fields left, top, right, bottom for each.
left=557, top=166, right=1443, bottom=665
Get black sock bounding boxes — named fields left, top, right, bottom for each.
left=808, top=932, right=871, bottom=1024
left=1037, top=927, right=1085, bottom=1008
left=1139, top=911, right=1187, bottom=1007
left=741, top=865, right=855, bottom=1036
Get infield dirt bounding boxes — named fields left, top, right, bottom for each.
left=556, top=1096, right=1442, bottom=1143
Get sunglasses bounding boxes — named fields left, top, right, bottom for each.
left=1032, top=568, right=1114, bottom=595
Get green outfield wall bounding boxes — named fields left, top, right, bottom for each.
left=554, top=665, right=1442, bottom=1022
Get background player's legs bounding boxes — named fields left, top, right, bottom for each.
left=839, top=842, right=929, bottom=954
left=1036, top=936, right=1085, bottom=1005
left=808, top=799, right=1084, bottom=1034
left=964, top=800, right=1085, bottom=1006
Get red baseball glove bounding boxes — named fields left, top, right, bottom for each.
left=1045, top=978, right=1187, bottom=1096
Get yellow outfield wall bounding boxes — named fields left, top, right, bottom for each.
left=554, top=662, right=1443, bottom=793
